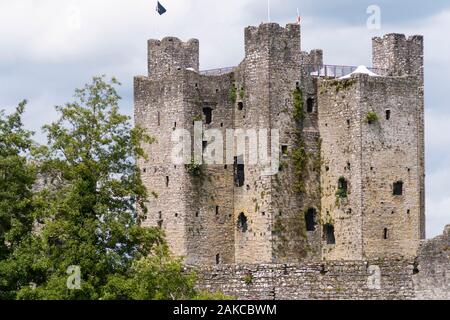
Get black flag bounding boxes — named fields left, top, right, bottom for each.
left=156, top=1, right=167, bottom=15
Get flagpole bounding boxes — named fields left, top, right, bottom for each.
left=268, top=0, right=271, bottom=22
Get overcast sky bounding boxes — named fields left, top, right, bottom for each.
left=0, top=0, right=449, bottom=238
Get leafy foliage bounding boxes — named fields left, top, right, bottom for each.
left=239, top=87, right=245, bottom=100
left=335, top=177, right=348, bottom=204
left=292, top=88, right=304, bottom=122
left=292, top=141, right=308, bottom=193
left=185, top=159, right=203, bottom=177
left=229, top=85, right=237, bottom=104
left=0, top=101, right=37, bottom=299
left=365, top=111, right=379, bottom=124
left=0, top=76, right=229, bottom=300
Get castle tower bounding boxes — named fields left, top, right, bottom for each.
left=373, top=34, right=425, bottom=240
left=317, top=34, right=425, bottom=260
left=135, top=24, right=425, bottom=266
left=229, top=23, right=323, bottom=263
left=135, top=37, right=198, bottom=260
left=136, top=36, right=237, bottom=265
left=147, top=37, right=199, bottom=79
left=372, top=33, right=424, bottom=81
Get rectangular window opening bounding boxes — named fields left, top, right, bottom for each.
left=234, top=156, right=245, bottom=187
left=203, top=107, right=213, bottom=124
left=393, top=181, right=403, bottom=196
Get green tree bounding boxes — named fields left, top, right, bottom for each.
left=13, top=76, right=164, bottom=299
left=7, top=76, right=228, bottom=300
left=0, top=101, right=37, bottom=299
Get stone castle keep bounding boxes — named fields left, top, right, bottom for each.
left=135, top=23, right=449, bottom=299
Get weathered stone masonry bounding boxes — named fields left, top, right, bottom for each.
left=135, top=23, right=449, bottom=299
left=194, top=225, right=449, bottom=300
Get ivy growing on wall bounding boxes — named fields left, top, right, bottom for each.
left=239, top=87, right=245, bottom=100
left=329, top=78, right=357, bottom=93
left=292, top=140, right=308, bottom=193
left=244, top=273, right=253, bottom=285
left=229, top=84, right=237, bottom=104
left=185, top=159, right=203, bottom=177
left=292, top=88, right=304, bottom=122
left=365, top=111, right=379, bottom=124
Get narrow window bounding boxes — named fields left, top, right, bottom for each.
left=216, top=206, right=219, bottom=215
left=157, top=211, right=163, bottom=228
left=383, top=228, right=389, bottom=239
left=393, top=181, right=403, bottom=196
left=306, top=98, right=314, bottom=113
left=195, top=211, right=199, bottom=217
left=324, top=224, right=336, bottom=245
left=166, top=176, right=169, bottom=187
left=157, top=111, right=160, bottom=126
left=336, top=177, right=348, bottom=198
left=142, top=168, right=146, bottom=173
left=234, top=156, right=245, bottom=187
left=203, top=107, right=213, bottom=124
left=202, top=141, right=208, bottom=152
left=305, top=208, right=317, bottom=232
left=216, top=254, right=220, bottom=265
left=338, top=177, right=348, bottom=191
left=238, top=102, right=244, bottom=111
left=237, top=212, right=248, bottom=232
left=174, top=122, right=177, bottom=128
left=282, top=145, right=288, bottom=155
left=323, top=224, right=336, bottom=244
left=386, top=110, right=391, bottom=120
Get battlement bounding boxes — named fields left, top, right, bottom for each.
left=148, top=37, right=199, bottom=79
left=244, top=23, right=301, bottom=59
left=373, top=33, right=424, bottom=81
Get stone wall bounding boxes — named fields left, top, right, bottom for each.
left=318, top=77, right=364, bottom=260
left=413, top=225, right=450, bottom=299
left=195, top=261, right=415, bottom=300
left=359, top=75, right=423, bottom=259
left=372, top=33, right=425, bottom=240
left=317, top=73, right=424, bottom=260
left=194, top=226, right=450, bottom=300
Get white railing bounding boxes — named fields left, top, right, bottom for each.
left=198, top=65, right=388, bottom=78
left=304, top=64, right=388, bottom=78
left=199, top=67, right=236, bottom=76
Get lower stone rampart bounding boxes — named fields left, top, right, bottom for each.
left=193, top=226, right=450, bottom=300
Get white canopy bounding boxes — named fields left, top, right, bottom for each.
left=339, top=65, right=379, bottom=79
